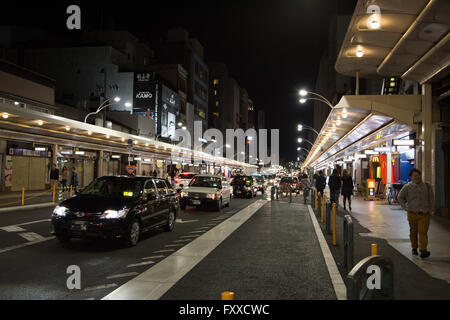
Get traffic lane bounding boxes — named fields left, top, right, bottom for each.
left=0, top=206, right=55, bottom=228
left=0, top=196, right=259, bottom=300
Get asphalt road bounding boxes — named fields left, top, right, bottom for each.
left=0, top=196, right=260, bottom=300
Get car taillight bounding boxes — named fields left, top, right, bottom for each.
left=175, top=177, right=179, bottom=183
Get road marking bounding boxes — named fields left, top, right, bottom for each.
left=164, top=243, right=185, bottom=247
left=107, top=272, right=139, bottom=280
left=179, top=235, right=197, bottom=239
left=0, top=226, right=26, bottom=232
left=188, top=230, right=204, bottom=234
left=0, top=236, right=55, bottom=254
left=84, top=283, right=117, bottom=292
left=127, top=261, right=155, bottom=268
left=17, top=219, right=51, bottom=227
left=175, top=219, right=199, bottom=224
left=307, top=204, right=347, bottom=300
left=172, top=239, right=192, bottom=243
left=142, top=255, right=165, bottom=260
left=102, top=200, right=267, bottom=300
left=18, top=232, right=45, bottom=242
left=152, top=249, right=175, bottom=253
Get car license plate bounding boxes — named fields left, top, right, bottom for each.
left=192, top=200, right=201, bottom=205
left=71, top=221, right=87, bottom=231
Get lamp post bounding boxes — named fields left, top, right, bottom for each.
left=299, top=89, right=348, bottom=118
left=297, top=124, right=319, bottom=135
left=297, top=138, right=315, bottom=148
left=84, top=96, right=121, bottom=123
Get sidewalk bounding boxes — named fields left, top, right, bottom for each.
left=309, top=193, right=450, bottom=299
left=0, top=190, right=59, bottom=211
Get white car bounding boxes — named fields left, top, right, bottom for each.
left=174, top=172, right=197, bottom=190
left=180, top=175, right=232, bottom=211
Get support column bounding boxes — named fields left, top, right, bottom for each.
left=97, top=151, right=104, bottom=178
left=422, top=84, right=433, bottom=184
left=52, top=144, right=58, bottom=165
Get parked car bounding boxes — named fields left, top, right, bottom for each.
left=279, top=176, right=300, bottom=194
left=230, top=175, right=257, bottom=198
left=180, top=175, right=232, bottom=211
left=174, top=172, right=197, bottom=191
left=51, top=176, right=179, bottom=246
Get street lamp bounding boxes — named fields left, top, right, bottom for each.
left=84, top=96, right=121, bottom=123
left=297, top=138, right=315, bottom=147
left=299, top=89, right=348, bottom=118
left=297, top=124, right=319, bottom=135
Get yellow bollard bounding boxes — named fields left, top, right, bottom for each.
left=314, top=189, right=318, bottom=211
left=70, top=185, right=73, bottom=198
left=371, top=243, right=378, bottom=256
left=22, top=187, right=25, bottom=206
left=221, top=291, right=234, bottom=300
left=52, top=184, right=56, bottom=203
left=332, top=203, right=336, bottom=246
left=321, top=193, right=325, bottom=223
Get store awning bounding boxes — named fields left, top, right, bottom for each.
left=302, top=94, right=421, bottom=169
left=0, top=101, right=256, bottom=169
left=335, top=0, right=450, bottom=84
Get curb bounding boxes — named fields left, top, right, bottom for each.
left=0, top=202, right=55, bottom=213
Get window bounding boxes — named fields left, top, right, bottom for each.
left=155, top=179, right=168, bottom=195
left=213, top=112, right=219, bottom=117
left=214, top=90, right=217, bottom=96
left=213, top=79, right=219, bottom=85
left=144, top=180, right=157, bottom=198
left=215, top=101, right=219, bottom=107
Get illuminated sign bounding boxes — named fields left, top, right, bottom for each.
left=364, top=150, right=379, bottom=155
left=393, top=139, right=414, bottom=146
left=374, top=147, right=391, bottom=152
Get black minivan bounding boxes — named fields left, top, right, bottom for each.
left=51, top=176, right=179, bottom=246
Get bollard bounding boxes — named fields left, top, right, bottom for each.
left=325, top=201, right=331, bottom=234
left=371, top=243, right=378, bottom=256
left=310, top=189, right=314, bottom=206
left=271, top=186, right=275, bottom=200
left=321, top=193, right=325, bottom=223
left=343, top=215, right=354, bottom=270
left=22, top=187, right=25, bottom=206
left=52, top=184, right=56, bottom=203
left=263, top=187, right=267, bottom=200
left=221, top=291, right=234, bottom=300
left=347, top=255, right=394, bottom=300
left=57, top=188, right=63, bottom=203
left=332, top=203, right=336, bottom=246
left=316, top=193, right=321, bottom=216
left=314, top=189, right=318, bottom=211
left=70, top=185, right=73, bottom=198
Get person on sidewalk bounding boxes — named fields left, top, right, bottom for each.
left=397, top=168, right=434, bottom=259
left=70, top=167, right=79, bottom=189
left=315, top=170, right=326, bottom=198
left=328, top=169, right=341, bottom=207
left=50, top=164, right=59, bottom=190
left=341, top=170, right=354, bottom=211
left=61, top=166, right=69, bottom=191
left=300, top=174, right=311, bottom=205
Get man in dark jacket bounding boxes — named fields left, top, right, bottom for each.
left=50, top=164, right=59, bottom=190
left=315, top=170, right=326, bottom=198
left=328, top=169, right=342, bottom=207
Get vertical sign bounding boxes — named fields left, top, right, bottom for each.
left=133, top=72, right=156, bottom=115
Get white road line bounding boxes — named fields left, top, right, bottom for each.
left=102, top=200, right=267, bottom=300
left=0, top=236, right=55, bottom=254
left=164, top=243, right=184, bottom=247
left=106, top=272, right=139, bottom=280
left=18, top=232, right=45, bottom=242
left=84, top=283, right=117, bottom=292
left=179, top=235, right=197, bottom=239
left=153, top=249, right=175, bottom=253
left=0, top=226, right=26, bottom=232
left=175, top=219, right=199, bottom=224
left=172, top=239, right=192, bottom=243
left=127, top=261, right=155, bottom=268
left=17, top=219, right=51, bottom=227
left=142, top=255, right=165, bottom=260
left=306, top=205, right=347, bottom=300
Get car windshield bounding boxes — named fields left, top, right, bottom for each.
left=179, top=173, right=196, bottom=179
left=80, top=178, right=142, bottom=198
left=189, top=176, right=222, bottom=188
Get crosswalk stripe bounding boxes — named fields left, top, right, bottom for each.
left=0, top=226, right=26, bottom=232
left=106, top=272, right=139, bottom=280
left=84, top=283, right=117, bottom=291
left=18, top=232, right=45, bottom=242
left=127, top=261, right=155, bottom=268
left=142, top=255, right=165, bottom=260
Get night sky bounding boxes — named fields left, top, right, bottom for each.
left=2, top=0, right=357, bottom=162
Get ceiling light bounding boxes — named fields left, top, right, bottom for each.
left=356, top=49, right=364, bottom=58
left=106, top=135, right=110, bottom=139
left=14, top=102, right=19, bottom=105
left=2, top=114, right=9, bottom=119
left=87, top=131, right=92, bottom=135
left=37, top=120, right=43, bottom=125
left=65, top=126, right=70, bottom=131
left=145, top=143, right=149, bottom=147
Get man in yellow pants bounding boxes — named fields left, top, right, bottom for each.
left=397, top=168, right=434, bottom=259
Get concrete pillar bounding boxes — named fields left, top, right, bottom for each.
left=422, top=84, right=433, bottom=184
left=97, top=151, right=103, bottom=178
left=52, top=144, right=58, bottom=165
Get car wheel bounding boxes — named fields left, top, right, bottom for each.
left=215, top=199, right=222, bottom=212
left=125, top=219, right=141, bottom=247
left=56, top=233, right=70, bottom=244
left=164, top=210, right=176, bottom=232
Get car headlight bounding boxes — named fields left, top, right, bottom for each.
left=206, top=193, right=216, bottom=199
left=180, top=191, right=188, bottom=197
left=101, top=208, right=129, bottom=219
left=53, top=206, right=67, bottom=217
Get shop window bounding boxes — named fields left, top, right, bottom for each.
left=216, top=101, right=219, bottom=107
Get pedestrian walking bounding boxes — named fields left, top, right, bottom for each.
left=328, top=169, right=341, bottom=207
left=300, top=174, right=311, bottom=205
left=341, top=170, right=353, bottom=211
left=152, top=169, right=158, bottom=177
left=50, top=164, right=59, bottom=190
left=315, top=170, right=326, bottom=198
left=397, top=168, right=434, bottom=259
left=61, top=166, right=69, bottom=190
left=71, top=167, right=79, bottom=189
